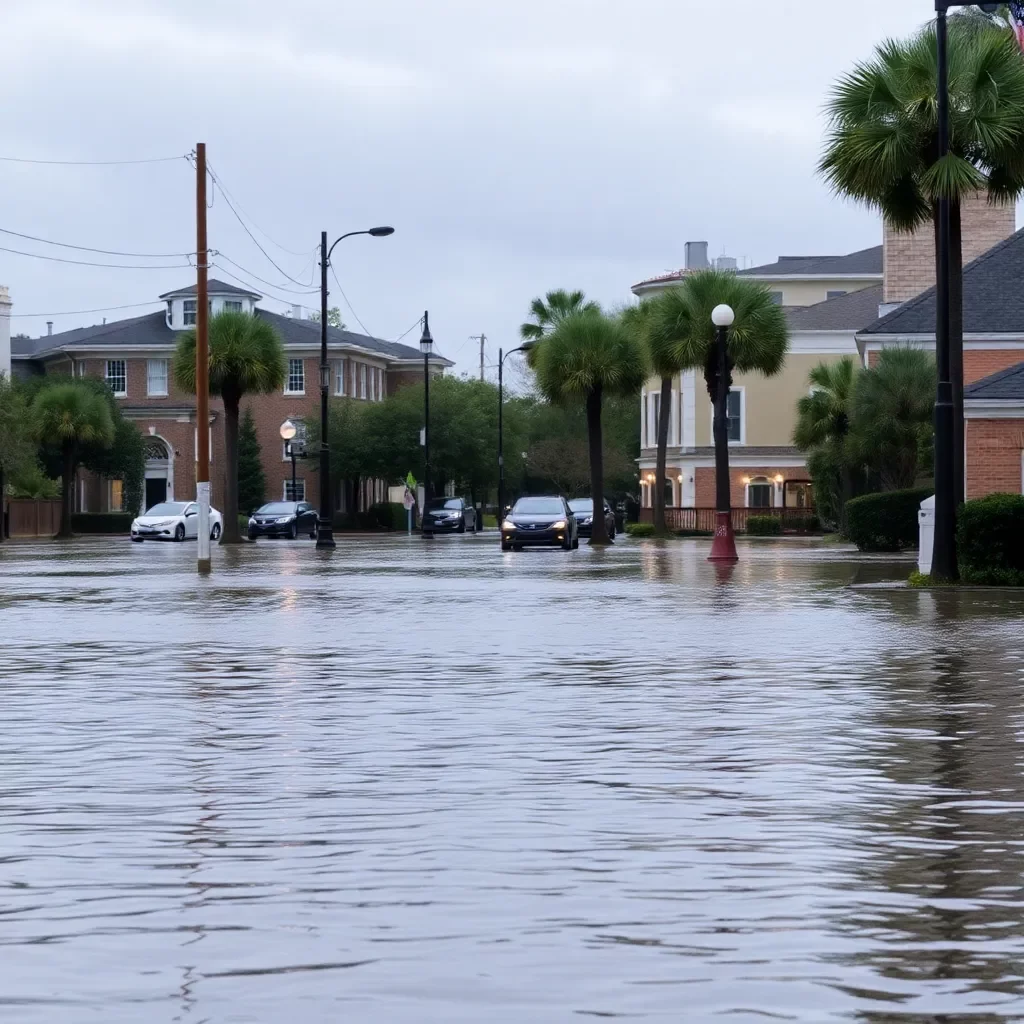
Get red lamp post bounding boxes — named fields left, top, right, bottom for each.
left=708, top=303, right=739, bottom=564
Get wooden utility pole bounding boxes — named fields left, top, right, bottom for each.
left=471, top=334, right=486, bottom=381
left=195, top=142, right=212, bottom=574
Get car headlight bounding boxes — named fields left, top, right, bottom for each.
left=552, top=520, right=567, bottom=530
left=276, top=516, right=293, bottom=524
left=502, top=520, right=517, bottom=531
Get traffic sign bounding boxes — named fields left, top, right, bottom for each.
left=402, top=488, right=415, bottom=511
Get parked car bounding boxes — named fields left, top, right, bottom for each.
left=567, top=498, right=617, bottom=540
left=421, top=497, right=468, bottom=536
left=131, top=501, right=223, bottom=542
left=501, top=496, right=579, bottom=551
left=247, top=501, right=319, bottom=540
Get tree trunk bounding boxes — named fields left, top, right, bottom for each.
left=586, top=385, right=609, bottom=546
left=58, top=444, right=74, bottom=539
left=221, top=392, right=242, bottom=544
left=839, top=463, right=853, bottom=537
left=653, top=375, right=672, bottom=535
left=950, top=200, right=964, bottom=505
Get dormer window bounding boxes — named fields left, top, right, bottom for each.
left=183, top=299, right=197, bottom=326
left=224, top=300, right=243, bottom=314
left=166, top=300, right=173, bottom=327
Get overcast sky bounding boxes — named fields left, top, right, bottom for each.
left=2, top=0, right=936, bottom=377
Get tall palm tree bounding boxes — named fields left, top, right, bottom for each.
left=650, top=270, right=789, bottom=522
left=820, top=20, right=1024, bottom=502
left=794, top=358, right=858, bottom=533
left=520, top=289, right=600, bottom=368
left=174, top=311, right=286, bottom=544
left=31, top=380, right=114, bottom=539
left=533, top=308, right=647, bottom=545
left=622, top=298, right=673, bottom=534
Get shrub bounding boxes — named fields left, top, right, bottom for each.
left=70, top=513, right=134, bottom=534
left=747, top=515, right=783, bottom=536
left=625, top=522, right=655, bottom=538
left=958, top=493, right=1024, bottom=586
left=368, top=502, right=409, bottom=532
left=845, top=487, right=933, bottom=552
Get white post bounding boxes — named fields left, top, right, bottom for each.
left=197, top=481, right=211, bottom=564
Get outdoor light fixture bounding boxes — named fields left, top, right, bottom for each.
left=774, top=474, right=784, bottom=484
left=281, top=419, right=299, bottom=502
left=709, top=303, right=739, bottom=564
left=711, top=304, right=735, bottom=328
left=280, top=419, right=297, bottom=441
left=320, top=364, right=331, bottom=390
left=420, top=312, right=433, bottom=508
left=742, top=476, right=752, bottom=485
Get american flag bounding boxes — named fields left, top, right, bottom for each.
left=1011, top=2, right=1024, bottom=51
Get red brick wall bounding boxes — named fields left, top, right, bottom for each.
left=966, top=419, right=1024, bottom=499
left=695, top=467, right=804, bottom=508
left=866, top=348, right=1024, bottom=384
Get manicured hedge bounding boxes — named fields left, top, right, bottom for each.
left=369, top=502, right=411, bottom=532
left=747, top=516, right=783, bottom=536
left=71, top=513, right=134, bottom=534
left=625, top=522, right=655, bottom=538
left=958, top=493, right=1024, bottom=586
left=845, top=487, right=933, bottom=552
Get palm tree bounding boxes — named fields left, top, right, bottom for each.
left=533, top=309, right=647, bottom=545
left=850, top=348, right=936, bottom=492
left=650, top=270, right=789, bottom=521
left=622, top=298, right=673, bottom=534
left=520, top=289, right=600, bottom=367
left=820, top=20, right=1024, bottom=502
left=0, top=376, right=34, bottom=543
left=174, top=311, right=286, bottom=544
left=31, top=380, right=114, bottom=538
left=794, top=358, right=858, bottom=533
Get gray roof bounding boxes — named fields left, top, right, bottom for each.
left=786, top=285, right=883, bottom=331
left=13, top=308, right=445, bottom=364
left=158, top=279, right=260, bottom=299
left=965, top=361, right=1024, bottom=400
left=860, top=227, right=1024, bottom=336
left=738, top=245, right=883, bottom=278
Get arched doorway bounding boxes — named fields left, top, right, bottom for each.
left=746, top=476, right=773, bottom=509
left=144, top=436, right=173, bottom=510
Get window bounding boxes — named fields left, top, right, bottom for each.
left=147, top=359, right=169, bottom=397
left=335, top=358, right=347, bottom=396
left=826, top=290, right=848, bottom=300
left=747, top=478, right=772, bottom=508
left=640, top=391, right=647, bottom=449
left=224, top=300, right=243, bottom=313
left=166, top=300, right=173, bottom=326
left=183, top=299, right=197, bottom=326
left=769, top=291, right=784, bottom=305
left=360, top=362, right=368, bottom=399
left=105, top=360, right=127, bottom=396
left=284, top=479, right=306, bottom=501
left=726, top=390, right=743, bottom=443
left=286, top=358, right=305, bottom=394
left=109, top=480, right=123, bottom=512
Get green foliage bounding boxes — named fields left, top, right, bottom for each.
left=846, top=487, right=933, bottom=552
left=0, top=376, right=35, bottom=481
left=747, top=515, right=783, bottom=536
left=368, top=502, right=408, bottom=532
left=8, top=464, right=60, bottom=500
left=71, top=513, right=134, bottom=534
left=309, top=307, right=345, bottom=329
left=520, top=289, right=600, bottom=367
left=625, top=522, right=655, bottom=538
left=958, top=493, right=1024, bottom=585
left=31, top=380, right=114, bottom=451
left=237, top=406, right=266, bottom=515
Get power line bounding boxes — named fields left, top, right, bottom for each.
left=210, top=262, right=322, bottom=307
left=0, top=225, right=193, bottom=259
left=0, top=154, right=189, bottom=166
left=329, top=264, right=376, bottom=339
left=213, top=251, right=320, bottom=295
left=9, top=300, right=164, bottom=319
left=0, top=244, right=192, bottom=270
left=393, top=316, right=424, bottom=343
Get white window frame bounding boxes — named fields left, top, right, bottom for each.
left=183, top=299, right=197, bottom=326
left=709, top=387, right=746, bottom=446
left=105, top=360, right=127, bottom=398
left=146, top=358, right=169, bottom=397
left=769, top=291, right=784, bottom=306
left=283, top=479, right=306, bottom=502
left=745, top=476, right=775, bottom=509
left=285, top=358, right=305, bottom=395
left=223, top=300, right=243, bottom=313
left=360, top=362, right=368, bottom=399
left=335, top=358, right=347, bottom=396
left=640, top=391, right=648, bottom=449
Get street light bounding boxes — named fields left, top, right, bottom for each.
left=318, top=225, right=395, bottom=551
left=708, top=303, right=739, bottom=564
left=497, top=341, right=535, bottom=522
left=280, top=418, right=298, bottom=504
left=420, top=311, right=433, bottom=518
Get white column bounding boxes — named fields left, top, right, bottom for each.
left=670, top=386, right=679, bottom=449
left=681, top=370, right=696, bottom=449
left=0, top=285, right=11, bottom=379
left=640, top=390, right=647, bottom=449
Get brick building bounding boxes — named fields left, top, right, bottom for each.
left=10, top=280, right=450, bottom=514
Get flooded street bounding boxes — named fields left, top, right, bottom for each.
left=2, top=535, right=1024, bottom=1023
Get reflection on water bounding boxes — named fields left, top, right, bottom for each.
left=1, top=536, right=1024, bottom=1023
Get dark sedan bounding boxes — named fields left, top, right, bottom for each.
left=567, top=498, right=616, bottom=540
left=501, top=496, right=579, bottom=551
left=247, top=501, right=319, bottom=540
left=421, top=498, right=468, bottom=536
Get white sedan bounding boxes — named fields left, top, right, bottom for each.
left=131, top=501, right=223, bottom=542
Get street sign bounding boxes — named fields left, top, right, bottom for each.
left=402, top=488, right=415, bottom=511
left=406, top=472, right=417, bottom=490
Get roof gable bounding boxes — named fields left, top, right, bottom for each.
left=159, top=279, right=261, bottom=300
left=965, top=360, right=1024, bottom=400
left=786, top=285, right=883, bottom=332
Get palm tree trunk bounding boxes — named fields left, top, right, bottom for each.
left=221, top=393, right=242, bottom=544
left=586, top=385, right=609, bottom=546
left=58, top=444, right=74, bottom=539
left=950, top=200, right=964, bottom=504
left=839, top=464, right=853, bottom=537
left=653, top=375, right=672, bottom=535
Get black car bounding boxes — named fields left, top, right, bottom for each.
left=247, top=501, right=319, bottom=540
left=567, top=498, right=616, bottom=540
left=421, top=497, right=468, bottom=536
left=501, top=496, right=579, bottom=551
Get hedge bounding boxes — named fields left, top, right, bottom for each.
left=958, top=493, right=1024, bottom=586
left=845, top=487, right=932, bottom=552
left=370, top=502, right=411, bottom=532
left=71, top=513, right=134, bottom=534
left=625, top=522, right=655, bottom=538
left=747, top=516, right=783, bottom=537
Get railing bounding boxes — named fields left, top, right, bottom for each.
left=5, top=499, right=62, bottom=538
left=639, top=506, right=818, bottom=534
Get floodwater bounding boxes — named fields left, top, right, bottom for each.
left=2, top=535, right=1024, bottom=1023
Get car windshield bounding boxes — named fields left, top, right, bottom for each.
left=513, top=498, right=564, bottom=515
left=428, top=499, right=462, bottom=510
left=145, top=502, right=187, bottom=516
left=568, top=500, right=594, bottom=514
left=258, top=503, right=297, bottom=514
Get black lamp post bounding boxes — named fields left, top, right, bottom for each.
left=317, top=225, right=394, bottom=551
left=280, top=418, right=298, bottom=501
left=708, top=303, right=739, bottom=564
left=420, top=311, right=433, bottom=512
left=497, top=342, right=534, bottom=522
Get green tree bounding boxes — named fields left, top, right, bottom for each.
left=850, top=348, right=936, bottom=492
left=0, top=376, right=35, bottom=542
left=310, top=307, right=345, bottom=330
left=174, top=311, right=286, bottom=543
left=31, top=381, right=114, bottom=538
left=520, top=289, right=600, bottom=368
left=819, top=20, right=1024, bottom=502
left=237, top=406, right=266, bottom=515
left=794, top=358, right=858, bottom=532
left=533, top=308, right=647, bottom=545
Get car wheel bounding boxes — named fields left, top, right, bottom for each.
left=309, top=522, right=318, bottom=540
left=513, top=544, right=523, bottom=552
left=247, top=530, right=258, bottom=541
left=289, top=521, right=298, bottom=540
left=131, top=537, right=144, bottom=544
left=501, top=540, right=512, bottom=552
left=174, top=523, right=185, bottom=542
left=457, top=520, right=466, bottom=534
left=572, top=534, right=580, bottom=550
left=211, top=523, right=221, bottom=541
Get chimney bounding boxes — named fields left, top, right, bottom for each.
left=715, top=256, right=738, bottom=272
left=685, top=241, right=709, bottom=270
left=0, top=286, right=10, bottom=379
left=46, top=321, right=53, bottom=336
left=884, top=191, right=1016, bottom=303
left=291, top=303, right=303, bottom=320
